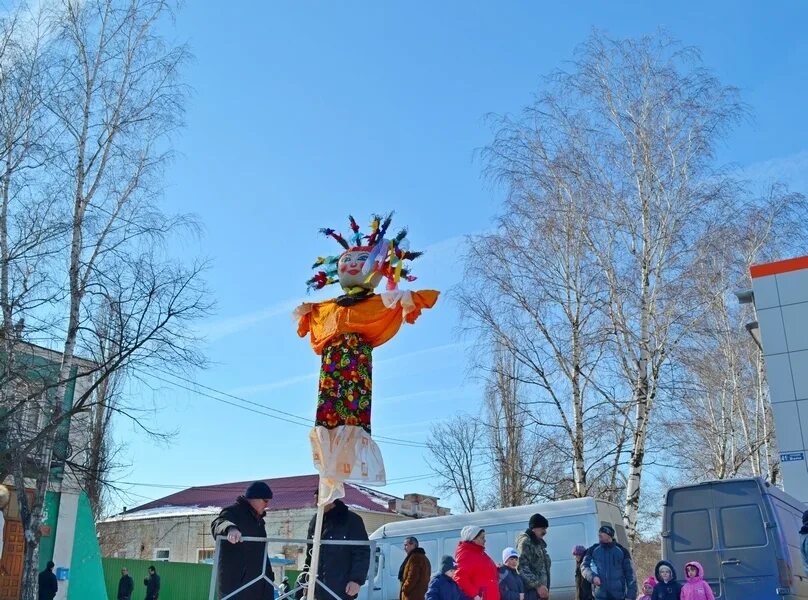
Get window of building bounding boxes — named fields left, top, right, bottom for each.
left=153, top=548, right=170, bottom=561
left=197, top=549, right=214, bottom=563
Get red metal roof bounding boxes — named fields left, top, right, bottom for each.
left=128, top=474, right=397, bottom=515
left=751, top=255, right=808, bottom=278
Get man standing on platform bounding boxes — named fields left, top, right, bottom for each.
left=302, top=490, right=370, bottom=600
left=211, top=481, right=275, bottom=599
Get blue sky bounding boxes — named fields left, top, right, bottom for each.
left=113, top=1, right=808, bottom=513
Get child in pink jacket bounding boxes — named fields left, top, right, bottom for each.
left=681, top=562, right=715, bottom=600
left=638, top=575, right=656, bottom=600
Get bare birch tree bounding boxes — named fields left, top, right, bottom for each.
left=669, top=188, right=808, bottom=482
left=458, top=70, right=627, bottom=505
left=571, top=35, right=747, bottom=544
left=488, top=33, right=744, bottom=544
left=0, top=2, right=209, bottom=598
left=470, top=31, right=767, bottom=544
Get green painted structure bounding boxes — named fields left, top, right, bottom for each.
left=100, top=558, right=300, bottom=600
left=38, top=491, right=61, bottom=570
left=68, top=492, right=107, bottom=600
left=102, top=558, right=212, bottom=600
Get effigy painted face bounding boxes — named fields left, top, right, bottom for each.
left=338, top=249, right=382, bottom=291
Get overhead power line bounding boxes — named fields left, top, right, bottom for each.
left=139, top=369, right=428, bottom=449
left=25, top=311, right=430, bottom=448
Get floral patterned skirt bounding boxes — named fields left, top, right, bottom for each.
left=317, top=333, right=373, bottom=432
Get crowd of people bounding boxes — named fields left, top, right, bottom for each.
left=419, top=513, right=716, bottom=600
left=100, top=482, right=808, bottom=600
left=199, top=480, right=729, bottom=600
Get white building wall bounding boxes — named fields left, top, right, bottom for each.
left=752, top=262, right=808, bottom=502
left=51, top=490, right=79, bottom=600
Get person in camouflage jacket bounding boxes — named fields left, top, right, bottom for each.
left=516, top=513, right=551, bottom=600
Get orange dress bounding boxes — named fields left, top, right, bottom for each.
left=296, top=290, right=439, bottom=431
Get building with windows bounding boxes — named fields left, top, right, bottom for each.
left=0, top=342, right=106, bottom=600
left=97, top=474, right=449, bottom=573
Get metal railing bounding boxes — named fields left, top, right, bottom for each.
left=209, top=536, right=376, bottom=600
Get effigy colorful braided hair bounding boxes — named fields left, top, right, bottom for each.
left=306, top=212, right=423, bottom=292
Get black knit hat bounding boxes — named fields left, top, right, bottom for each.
left=599, top=525, right=616, bottom=539
left=245, top=481, right=273, bottom=500
left=440, top=555, right=457, bottom=574
left=529, top=513, right=549, bottom=529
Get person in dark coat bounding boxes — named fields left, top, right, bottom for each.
left=211, top=481, right=275, bottom=600
left=37, top=561, right=58, bottom=600
left=302, top=494, right=370, bottom=600
left=498, top=548, right=525, bottom=600
left=117, top=567, right=134, bottom=600
left=650, top=561, right=681, bottom=600
left=426, top=556, right=471, bottom=600
left=144, top=566, right=161, bottom=600
left=581, top=527, right=636, bottom=600
left=572, top=546, right=593, bottom=600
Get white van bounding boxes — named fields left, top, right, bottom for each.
left=361, top=497, right=626, bottom=600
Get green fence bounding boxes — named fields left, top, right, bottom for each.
left=101, top=557, right=300, bottom=600
left=101, top=558, right=211, bottom=600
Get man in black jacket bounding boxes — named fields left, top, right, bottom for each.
left=303, top=492, right=370, bottom=600
left=144, top=566, right=161, bottom=600
left=211, top=481, right=275, bottom=599
left=37, top=561, right=58, bottom=600
left=117, top=567, right=134, bottom=600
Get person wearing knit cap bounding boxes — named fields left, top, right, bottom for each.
left=516, top=514, right=551, bottom=600
left=460, top=525, right=484, bottom=542
left=210, top=481, right=275, bottom=600
left=638, top=575, right=657, bottom=600
left=572, top=545, right=593, bottom=600
left=498, top=548, right=524, bottom=600
left=454, top=527, right=500, bottom=600
left=581, top=525, right=637, bottom=600
left=426, top=557, right=470, bottom=600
